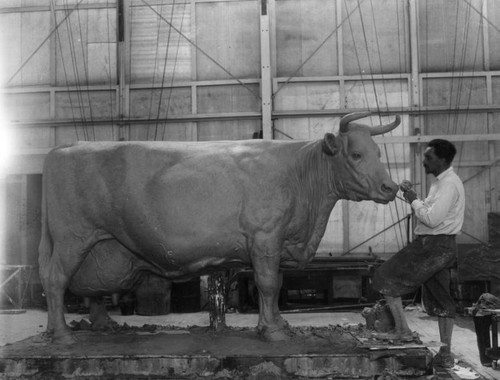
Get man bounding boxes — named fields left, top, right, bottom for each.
left=372, top=139, right=465, bottom=368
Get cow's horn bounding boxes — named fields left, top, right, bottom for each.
left=339, top=112, right=372, bottom=134
left=369, top=115, right=401, bottom=136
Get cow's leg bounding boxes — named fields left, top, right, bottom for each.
left=40, top=248, right=77, bottom=344
left=272, top=272, right=289, bottom=330
left=251, top=239, right=289, bottom=341
left=40, top=238, right=97, bottom=344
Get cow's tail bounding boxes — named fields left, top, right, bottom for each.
left=38, top=162, right=53, bottom=272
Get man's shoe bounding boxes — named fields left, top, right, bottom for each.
left=433, top=352, right=454, bottom=368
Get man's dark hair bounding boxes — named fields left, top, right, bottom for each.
left=428, top=139, right=457, bottom=164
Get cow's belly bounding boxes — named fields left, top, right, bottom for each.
left=69, top=235, right=250, bottom=297
left=140, top=235, right=251, bottom=276
left=111, top=208, right=251, bottom=275
left=69, top=240, right=150, bottom=296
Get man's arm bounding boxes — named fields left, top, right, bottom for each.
left=405, top=184, right=458, bottom=228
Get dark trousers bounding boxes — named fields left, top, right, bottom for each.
left=473, top=315, right=492, bottom=365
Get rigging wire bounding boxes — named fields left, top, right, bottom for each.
left=153, top=0, right=176, bottom=140
left=360, top=0, right=384, bottom=114
left=460, top=230, right=489, bottom=245
left=448, top=0, right=500, bottom=246
left=5, top=0, right=86, bottom=86
left=147, top=1, right=165, bottom=124
left=141, top=0, right=261, bottom=102
left=462, top=0, right=500, bottom=35
left=63, top=0, right=89, bottom=140
left=162, top=1, right=188, bottom=141
left=450, top=0, right=474, bottom=138
left=424, top=0, right=488, bottom=245
left=369, top=0, right=407, bottom=249
left=282, top=0, right=407, bottom=255
left=52, top=0, right=80, bottom=141
left=396, top=0, right=409, bottom=115
left=344, top=0, right=371, bottom=110
left=341, top=215, right=409, bottom=257
left=445, top=0, right=463, bottom=135
left=358, top=0, right=405, bottom=251
left=273, top=0, right=367, bottom=99
left=454, top=1, right=483, bottom=181
left=452, top=1, right=474, bottom=138
left=442, top=1, right=472, bottom=167
left=75, top=3, right=96, bottom=140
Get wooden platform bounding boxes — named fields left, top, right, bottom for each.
left=0, top=324, right=433, bottom=379
left=1, top=309, right=497, bottom=379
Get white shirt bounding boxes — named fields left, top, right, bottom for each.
left=411, top=167, right=465, bottom=235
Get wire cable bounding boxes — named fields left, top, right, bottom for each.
left=341, top=215, right=409, bottom=256
left=63, top=0, right=89, bottom=140
left=445, top=1, right=462, bottom=135
left=141, top=0, right=261, bottom=102
left=52, top=0, right=80, bottom=141
left=461, top=0, right=500, bottom=36
left=359, top=0, right=405, bottom=250
left=147, top=1, right=165, bottom=128
left=454, top=1, right=483, bottom=190
left=5, top=0, right=86, bottom=86
left=75, top=3, right=96, bottom=140
left=153, top=0, right=176, bottom=140
left=162, top=1, right=188, bottom=141
left=273, top=0, right=367, bottom=99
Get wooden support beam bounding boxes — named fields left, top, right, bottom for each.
left=9, top=112, right=262, bottom=129
left=372, top=133, right=500, bottom=144
left=260, top=0, right=273, bottom=140
left=409, top=0, right=424, bottom=206
left=117, top=0, right=129, bottom=141
left=409, top=0, right=420, bottom=110
left=271, top=105, right=500, bottom=118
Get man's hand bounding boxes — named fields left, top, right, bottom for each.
left=399, top=180, right=413, bottom=192
left=403, top=189, right=417, bottom=203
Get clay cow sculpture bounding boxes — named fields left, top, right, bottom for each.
left=38, top=112, right=400, bottom=344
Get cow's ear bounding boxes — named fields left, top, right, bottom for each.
left=322, top=133, right=339, bottom=156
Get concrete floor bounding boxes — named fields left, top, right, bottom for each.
left=0, top=307, right=498, bottom=379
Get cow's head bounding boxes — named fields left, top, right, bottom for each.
left=323, top=112, right=399, bottom=204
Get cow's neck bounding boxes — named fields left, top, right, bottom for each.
left=284, top=141, right=340, bottom=264
left=291, top=140, right=341, bottom=205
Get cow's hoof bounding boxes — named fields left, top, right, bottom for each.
left=52, top=331, right=77, bottom=345
left=259, top=326, right=291, bottom=342
left=276, top=317, right=290, bottom=330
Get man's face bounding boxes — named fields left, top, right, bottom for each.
left=423, top=147, right=446, bottom=177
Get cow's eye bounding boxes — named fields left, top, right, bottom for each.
left=351, top=152, right=362, bottom=160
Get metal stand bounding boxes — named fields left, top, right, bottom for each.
left=208, top=272, right=227, bottom=331
left=486, top=312, right=500, bottom=369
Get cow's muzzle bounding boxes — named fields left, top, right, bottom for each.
left=379, top=182, right=398, bottom=202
